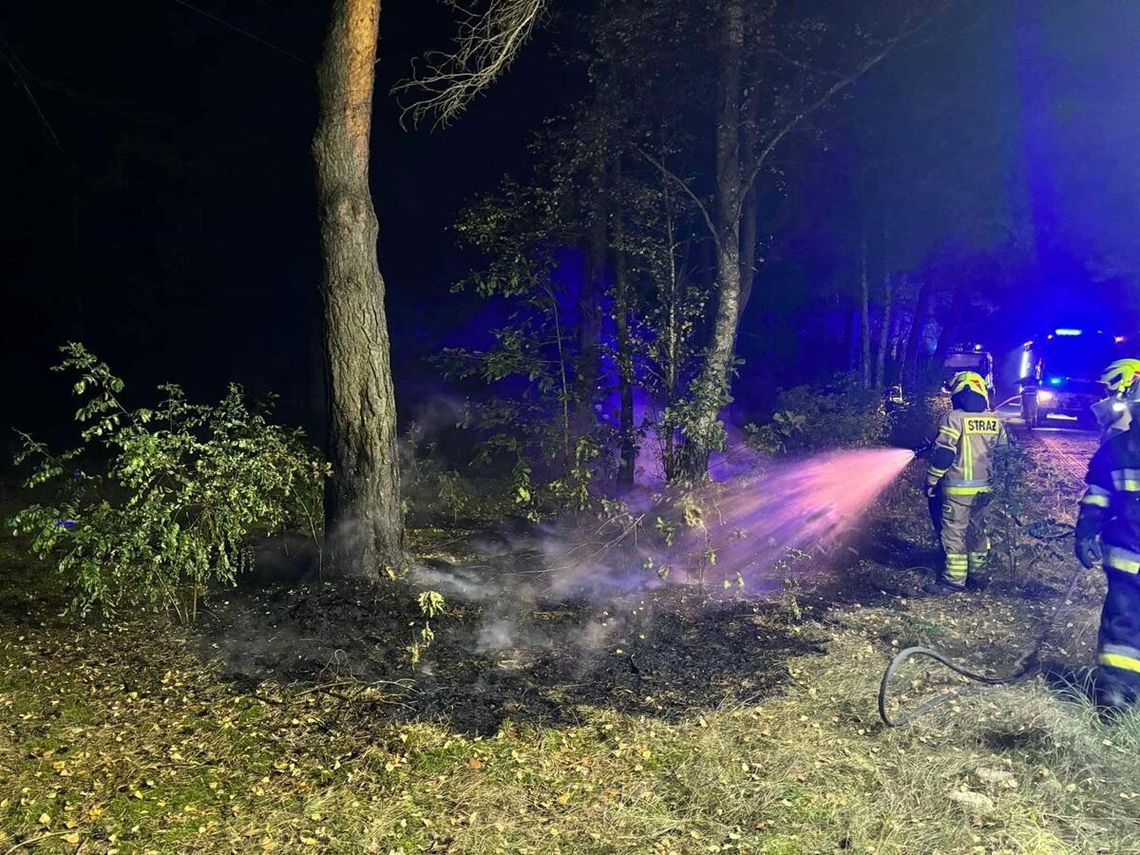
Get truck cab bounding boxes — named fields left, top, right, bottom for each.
left=941, top=346, right=995, bottom=402
left=1018, top=328, right=1120, bottom=429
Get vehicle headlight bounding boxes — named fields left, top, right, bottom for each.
left=1037, top=390, right=1055, bottom=402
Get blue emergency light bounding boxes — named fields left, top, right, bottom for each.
left=1054, top=328, right=1083, bottom=336
left=1048, top=376, right=1064, bottom=385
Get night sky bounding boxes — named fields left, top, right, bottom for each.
left=4, top=0, right=1140, bottom=447
left=1, top=0, right=581, bottom=444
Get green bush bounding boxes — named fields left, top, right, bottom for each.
left=8, top=343, right=326, bottom=619
left=745, top=374, right=888, bottom=455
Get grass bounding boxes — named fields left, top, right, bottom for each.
left=3, top=452, right=1140, bottom=853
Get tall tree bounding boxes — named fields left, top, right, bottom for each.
left=682, top=0, right=746, bottom=475
left=314, top=0, right=546, bottom=574
left=650, top=2, right=935, bottom=475
left=313, top=0, right=401, bottom=575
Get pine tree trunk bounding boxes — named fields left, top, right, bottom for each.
left=875, top=270, right=893, bottom=387
left=682, top=1, right=744, bottom=478
left=313, top=0, right=403, bottom=576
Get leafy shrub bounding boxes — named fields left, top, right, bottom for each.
left=8, top=343, right=326, bottom=619
left=985, top=440, right=1046, bottom=582
left=745, top=374, right=888, bottom=455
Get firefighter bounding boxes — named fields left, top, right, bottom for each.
left=925, top=370, right=1009, bottom=592
left=1076, top=375, right=1140, bottom=711
left=1091, top=358, right=1140, bottom=443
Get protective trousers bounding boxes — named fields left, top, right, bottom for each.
left=1096, top=569, right=1140, bottom=708
left=940, top=492, right=991, bottom=586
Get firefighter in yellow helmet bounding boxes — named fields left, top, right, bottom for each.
left=925, top=371, right=1009, bottom=592
left=1091, top=358, right=1140, bottom=443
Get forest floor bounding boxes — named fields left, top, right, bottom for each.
left=3, top=429, right=1140, bottom=853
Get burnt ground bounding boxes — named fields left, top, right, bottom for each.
left=189, top=426, right=1104, bottom=736
left=189, top=466, right=968, bottom=736
left=193, top=576, right=824, bottom=735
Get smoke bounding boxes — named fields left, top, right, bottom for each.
left=413, top=564, right=501, bottom=602
left=414, top=444, right=912, bottom=606
left=475, top=618, right=521, bottom=653
left=409, top=445, right=915, bottom=659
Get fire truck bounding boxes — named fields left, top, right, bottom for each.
left=941, top=344, right=995, bottom=401
left=1018, top=328, right=1122, bottom=428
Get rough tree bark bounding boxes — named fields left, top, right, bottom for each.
left=313, top=0, right=403, bottom=575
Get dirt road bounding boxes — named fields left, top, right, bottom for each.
left=1016, top=424, right=1100, bottom=485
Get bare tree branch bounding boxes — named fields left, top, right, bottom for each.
left=0, top=30, right=66, bottom=158
left=393, top=0, right=546, bottom=129
left=737, top=3, right=951, bottom=226
left=634, top=146, right=719, bottom=247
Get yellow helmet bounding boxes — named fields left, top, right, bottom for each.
left=1101, top=358, right=1140, bottom=394
left=949, top=371, right=989, bottom=403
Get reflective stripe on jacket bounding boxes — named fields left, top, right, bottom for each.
left=927, top=410, right=1009, bottom=494
left=1078, top=429, right=1140, bottom=573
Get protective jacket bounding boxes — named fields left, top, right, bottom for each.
left=926, top=390, right=1009, bottom=587
left=1077, top=427, right=1140, bottom=706
left=1079, top=429, right=1140, bottom=575
left=927, top=410, right=1009, bottom=495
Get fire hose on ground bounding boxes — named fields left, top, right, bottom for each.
left=878, top=520, right=1083, bottom=727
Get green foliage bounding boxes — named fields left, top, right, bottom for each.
left=8, top=343, right=326, bottom=619
left=745, top=374, right=888, bottom=456
left=546, top=436, right=603, bottom=513
left=401, top=429, right=503, bottom=527
left=408, top=590, right=447, bottom=666
left=442, top=182, right=595, bottom=512
left=985, top=440, right=1045, bottom=582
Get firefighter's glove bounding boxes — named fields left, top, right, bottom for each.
left=1075, top=535, right=1103, bottom=570
left=924, top=482, right=939, bottom=500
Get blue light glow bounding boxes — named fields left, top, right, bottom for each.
left=1049, top=376, right=1064, bottom=385
left=1054, top=328, right=1083, bottom=336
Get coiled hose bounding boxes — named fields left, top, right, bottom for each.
left=878, top=523, right=1083, bottom=727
